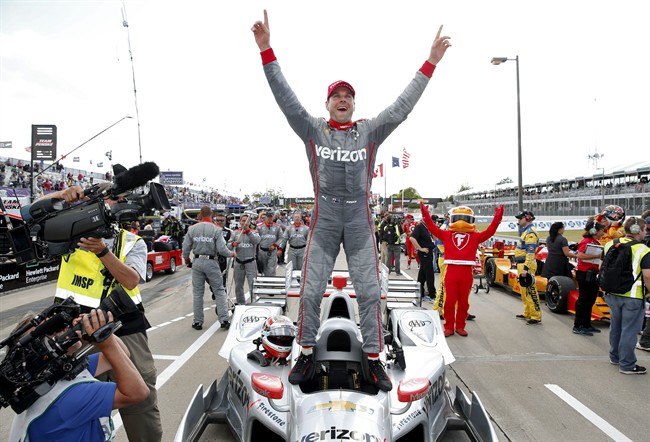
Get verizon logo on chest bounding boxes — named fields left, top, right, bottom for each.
left=315, top=144, right=367, bottom=162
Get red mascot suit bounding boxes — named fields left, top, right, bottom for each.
left=421, top=203, right=504, bottom=337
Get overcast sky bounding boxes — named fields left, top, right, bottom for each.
left=1, top=0, right=649, bottom=200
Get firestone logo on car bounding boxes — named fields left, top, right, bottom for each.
left=296, top=426, right=385, bottom=442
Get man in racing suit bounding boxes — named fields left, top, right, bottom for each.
left=228, top=213, right=261, bottom=305
left=257, top=212, right=284, bottom=276
left=252, top=9, right=451, bottom=392
left=182, top=206, right=236, bottom=330
left=280, top=212, right=310, bottom=271
left=514, top=210, right=541, bottom=325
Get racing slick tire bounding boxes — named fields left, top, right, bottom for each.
left=146, top=262, right=154, bottom=282
left=545, top=276, right=574, bottom=313
left=484, top=259, right=497, bottom=286
left=165, top=257, right=177, bottom=275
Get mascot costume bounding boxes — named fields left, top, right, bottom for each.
left=421, top=203, right=504, bottom=337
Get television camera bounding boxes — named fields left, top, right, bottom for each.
left=6, top=162, right=170, bottom=263
left=0, top=286, right=138, bottom=413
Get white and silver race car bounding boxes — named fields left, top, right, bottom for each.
left=175, top=265, right=498, bottom=441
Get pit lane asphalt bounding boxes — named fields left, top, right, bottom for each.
left=1, top=250, right=648, bottom=441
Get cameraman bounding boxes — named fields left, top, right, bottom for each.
left=36, top=185, right=163, bottom=441
left=9, top=309, right=149, bottom=441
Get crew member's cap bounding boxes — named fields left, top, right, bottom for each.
left=327, top=80, right=355, bottom=99
left=515, top=210, right=536, bottom=220
left=405, top=214, right=414, bottom=219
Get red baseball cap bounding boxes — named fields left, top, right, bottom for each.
left=327, top=80, right=355, bottom=99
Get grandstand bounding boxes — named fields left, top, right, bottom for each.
left=453, top=161, right=650, bottom=217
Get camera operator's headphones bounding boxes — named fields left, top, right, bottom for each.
left=628, top=217, right=641, bottom=235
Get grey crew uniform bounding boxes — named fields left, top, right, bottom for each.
left=228, top=228, right=261, bottom=305
left=257, top=222, right=284, bottom=276
left=263, top=54, right=433, bottom=353
left=280, top=223, right=310, bottom=271
left=182, top=221, right=233, bottom=325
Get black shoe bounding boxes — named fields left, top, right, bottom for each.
left=192, top=322, right=203, bottom=330
left=395, top=272, right=402, bottom=276
left=526, top=319, right=541, bottom=325
left=585, top=326, right=601, bottom=333
left=516, top=314, right=528, bottom=320
left=619, top=365, right=647, bottom=375
left=288, top=353, right=315, bottom=385
left=467, top=314, right=476, bottom=321
left=366, top=359, right=393, bottom=392
left=572, top=326, right=593, bottom=336
left=220, top=320, right=230, bottom=330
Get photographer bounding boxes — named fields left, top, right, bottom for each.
left=8, top=309, right=149, bottom=441
left=36, top=185, right=163, bottom=441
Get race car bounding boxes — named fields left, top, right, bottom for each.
left=174, top=264, right=498, bottom=441
left=479, top=241, right=609, bottom=321
left=145, top=235, right=182, bottom=282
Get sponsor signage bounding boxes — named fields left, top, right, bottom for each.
left=0, top=259, right=61, bottom=293
left=159, top=171, right=184, bottom=185
left=393, top=198, right=443, bottom=205
left=0, top=141, right=12, bottom=148
left=31, top=125, right=57, bottom=161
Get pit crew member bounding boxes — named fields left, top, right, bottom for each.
left=514, top=210, right=541, bottom=325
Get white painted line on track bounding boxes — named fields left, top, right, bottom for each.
left=157, top=321, right=172, bottom=327
left=113, top=316, right=224, bottom=433
left=545, top=384, right=632, bottom=442
left=153, top=354, right=179, bottom=360
left=171, top=317, right=185, bottom=322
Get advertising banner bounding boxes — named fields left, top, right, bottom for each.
left=0, top=141, right=12, bottom=148
left=0, top=259, right=61, bottom=293
left=31, top=125, right=57, bottom=161
left=160, top=171, right=184, bottom=185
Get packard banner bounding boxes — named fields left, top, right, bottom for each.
left=0, top=259, right=61, bottom=293
left=31, top=125, right=57, bottom=161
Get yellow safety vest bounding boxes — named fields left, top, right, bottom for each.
left=604, top=237, right=650, bottom=300
left=55, top=230, right=142, bottom=308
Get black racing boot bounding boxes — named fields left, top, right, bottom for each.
left=367, top=359, right=393, bottom=392
left=288, top=353, right=315, bottom=385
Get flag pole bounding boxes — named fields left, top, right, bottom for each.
left=384, top=165, right=387, bottom=211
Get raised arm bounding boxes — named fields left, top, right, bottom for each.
left=476, top=205, right=505, bottom=242
left=420, top=203, right=444, bottom=238
left=428, top=25, right=452, bottom=66
left=251, top=9, right=270, bottom=51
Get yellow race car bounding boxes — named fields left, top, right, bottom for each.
left=477, top=241, right=609, bottom=321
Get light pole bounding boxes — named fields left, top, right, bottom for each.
left=491, top=56, right=523, bottom=212
left=32, top=116, right=133, bottom=201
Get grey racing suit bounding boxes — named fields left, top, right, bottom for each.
left=182, top=220, right=234, bottom=324
left=280, top=223, right=310, bottom=271
left=228, top=227, right=261, bottom=305
left=257, top=222, right=284, bottom=276
left=262, top=48, right=435, bottom=352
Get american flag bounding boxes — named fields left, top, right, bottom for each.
left=402, top=148, right=411, bottom=169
